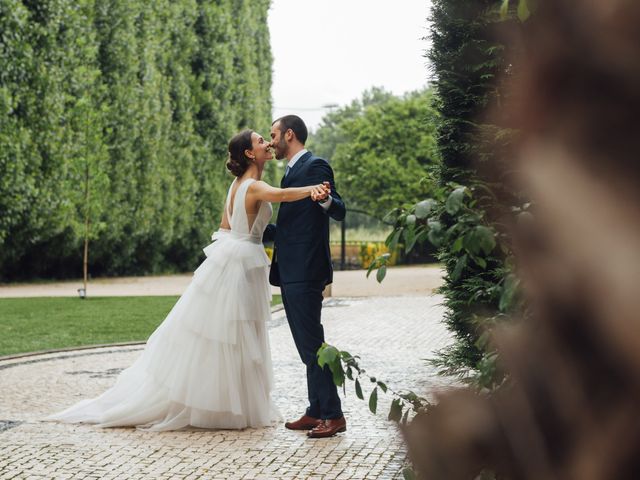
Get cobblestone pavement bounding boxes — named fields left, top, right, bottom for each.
left=0, top=296, right=455, bottom=479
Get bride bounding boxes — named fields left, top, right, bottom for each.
left=47, top=129, right=330, bottom=431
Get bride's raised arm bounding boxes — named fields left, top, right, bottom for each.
left=248, top=180, right=328, bottom=203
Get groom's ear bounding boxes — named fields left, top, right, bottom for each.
left=285, top=128, right=294, bottom=142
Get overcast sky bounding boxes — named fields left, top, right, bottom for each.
left=268, top=0, right=432, bottom=130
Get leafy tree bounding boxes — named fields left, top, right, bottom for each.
left=309, top=87, right=395, bottom=163
left=308, top=88, right=440, bottom=221
left=0, top=1, right=37, bottom=269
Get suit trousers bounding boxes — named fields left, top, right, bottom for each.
left=280, top=281, right=342, bottom=420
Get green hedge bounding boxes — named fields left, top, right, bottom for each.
left=0, top=0, right=274, bottom=281
left=427, top=0, right=524, bottom=386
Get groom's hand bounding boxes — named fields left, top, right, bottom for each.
left=310, top=182, right=330, bottom=202
left=311, top=187, right=327, bottom=201
left=317, top=181, right=331, bottom=204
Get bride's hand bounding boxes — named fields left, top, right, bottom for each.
left=310, top=183, right=330, bottom=202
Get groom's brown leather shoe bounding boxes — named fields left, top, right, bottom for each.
left=285, top=414, right=322, bottom=430
left=307, top=416, right=347, bottom=438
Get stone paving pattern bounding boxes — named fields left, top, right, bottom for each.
left=0, top=296, right=455, bottom=479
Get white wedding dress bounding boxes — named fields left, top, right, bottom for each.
left=47, top=178, right=281, bottom=431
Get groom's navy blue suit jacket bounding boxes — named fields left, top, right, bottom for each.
left=263, top=151, right=345, bottom=287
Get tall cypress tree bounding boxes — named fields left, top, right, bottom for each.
left=159, top=0, right=202, bottom=270
left=0, top=1, right=38, bottom=272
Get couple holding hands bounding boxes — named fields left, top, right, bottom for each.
left=48, top=115, right=347, bottom=439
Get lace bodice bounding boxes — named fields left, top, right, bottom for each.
left=226, top=178, right=272, bottom=238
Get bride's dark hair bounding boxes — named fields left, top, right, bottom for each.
left=227, top=129, right=254, bottom=177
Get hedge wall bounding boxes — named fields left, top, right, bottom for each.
left=0, top=0, right=273, bottom=280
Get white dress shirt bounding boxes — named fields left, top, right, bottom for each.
left=286, top=149, right=333, bottom=210
left=286, top=148, right=308, bottom=171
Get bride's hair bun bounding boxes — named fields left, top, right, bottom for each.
left=227, top=129, right=254, bottom=177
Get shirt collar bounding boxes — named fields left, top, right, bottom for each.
left=287, top=149, right=308, bottom=169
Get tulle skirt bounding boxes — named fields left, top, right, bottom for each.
left=46, top=236, right=281, bottom=431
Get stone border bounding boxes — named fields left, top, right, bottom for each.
left=0, top=347, right=145, bottom=371
left=0, top=341, right=146, bottom=363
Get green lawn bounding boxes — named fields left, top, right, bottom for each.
left=0, top=295, right=282, bottom=357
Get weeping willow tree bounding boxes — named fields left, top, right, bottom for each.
left=0, top=0, right=273, bottom=281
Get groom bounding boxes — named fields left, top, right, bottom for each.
left=264, top=115, right=347, bottom=438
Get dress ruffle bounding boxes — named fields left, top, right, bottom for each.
left=46, top=232, right=280, bottom=431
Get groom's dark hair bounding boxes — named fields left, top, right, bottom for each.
left=273, top=115, right=308, bottom=145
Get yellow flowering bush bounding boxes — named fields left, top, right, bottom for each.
left=358, top=242, right=399, bottom=269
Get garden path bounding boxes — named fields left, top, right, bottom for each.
left=0, top=295, right=455, bottom=479
left=0, top=266, right=444, bottom=299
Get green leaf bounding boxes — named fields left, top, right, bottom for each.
left=316, top=343, right=327, bottom=367
left=499, top=273, right=519, bottom=312
left=452, top=254, right=467, bottom=281
left=331, top=358, right=345, bottom=387
left=366, top=259, right=378, bottom=278
left=403, top=467, right=417, bottom=480
left=405, top=214, right=416, bottom=226
left=355, top=378, right=364, bottom=400
left=382, top=208, right=400, bottom=224
left=386, top=228, right=402, bottom=252
left=465, top=225, right=496, bottom=256
left=452, top=236, right=464, bottom=253
left=427, top=220, right=443, bottom=247
left=346, top=366, right=353, bottom=380
left=340, top=350, right=355, bottom=361
left=368, top=253, right=391, bottom=280
left=376, top=264, right=387, bottom=283
left=317, top=344, right=338, bottom=368
left=415, top=226, right=429, bottom=244
left=388, top=398, right=403, bottom=422
left=400, top=391, right=419, bottom=402
left=500, top=0, right=509, bottom=19
left=477, top=225, right=496, bottom=255
left=404, top=227, right=416, bottom=254
left=472, top=255, right=487, bottom=269
left=517, top=0, right=531, bottom=21
left=415, top=199, right=436, bottom=219
left=445, top=187, right=466, bottom=215
left=377, top=381, right=388, bottom=393
left=369, top=387, right=378, bottom=414
left=427, top=219, right=442, bottom=231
